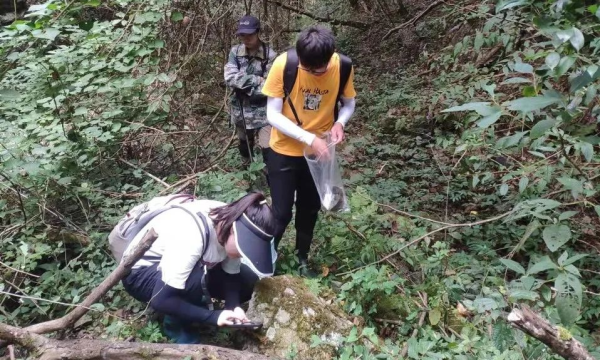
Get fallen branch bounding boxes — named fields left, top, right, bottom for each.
left=383, top=0, right=445, bottom=40
left=0, top=322, right=274, bottom=360
left=22, top=228, right=159, bottom=335
left=337, top=208, right=517, bottom=276
left=507, top=306, right=595, bottom=360
left=267, top=0, right=369, bottom=29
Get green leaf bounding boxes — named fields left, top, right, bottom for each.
left=595, top=205, right=600, bottom=217
left=474, top=298, right=498, bottom=312
left=542, top=225, right=571, bottom=252
left=171, top=11, right=184, bottom=21
left=579, top=142, right=593, bottom=162
left=442, top=102, right=496, bottom=116
left=500, top=259, right=526, bottom=274
left=556, top=272, right=582, bottom=300
left=509, top=289, right=539, bottom=301
left=570, top=27, right=584, bottom=51
left=545, top=52, right=560, bottom=70
left=33, top=27, right=60, bottom=41
left=562, top=254, right=587, bottom=266
left=474, top=31, right=484, bottom=51
left=528, top=256, right=557, bottom=274
left=514, top=62, right=533, bottom=74
left=558, top=211, right=578, bottom=221
left=504, top=96, right=561, bottom=113
left=557, top=177, right=583, bottom=198
left=310, top=335, right=323, bottom=348
left=589, top=5, right=599, bottom=15
left=518, top=177, right=529, bottom=193
left=558, top=251, right=568, bottom=266
left=522, top=86, right=537, bottom=97
left=556, top=56, right=576, bottom=76
left=476, top=110, right=503, bottom=128
left=530, top=119, right=556, bottom=139
left=501, top=77, right=531, bottom=84
left=429, top=308, right=441, bottom=326
left=570, top=71, right=593, bottom=93
left=86, top=0, right=101, bottom=6
left=512, top=220, right=540, bottom=254
left=556, top=295, right=580, bottom=327
left=0, top=89, right=21, bottom=100
left=500, top=183, right=509, bottom=196
left=90, top=303, right=105, bottom=311
left=496, top=0, right=529, bottom=12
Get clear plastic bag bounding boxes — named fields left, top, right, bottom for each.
left=304, top=133, right=350, bottom=212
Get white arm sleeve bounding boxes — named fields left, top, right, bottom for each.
left=266, top=97, right=317, bottom=146
left=335, top=97, right=356, bottom=128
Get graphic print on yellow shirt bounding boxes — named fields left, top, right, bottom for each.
left=262, top=52, right=357, bottom=157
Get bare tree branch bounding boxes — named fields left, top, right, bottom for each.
left=266, top=0, right=369, bottom=29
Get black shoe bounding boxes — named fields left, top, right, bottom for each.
left=298, top=259, right=318, bottom=279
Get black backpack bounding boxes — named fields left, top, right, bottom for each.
left=282, top=48, right=352, bottom=127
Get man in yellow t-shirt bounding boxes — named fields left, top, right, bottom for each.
left=262, top=25, right=356, bottom=277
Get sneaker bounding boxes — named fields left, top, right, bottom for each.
left=162, top=315, right=201, bottom=344
left=298, top=259, right=318, bottom=279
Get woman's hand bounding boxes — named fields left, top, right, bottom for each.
left=217, top=310, right=247, bottom=326
left=233, top=307, right=249, bottom=323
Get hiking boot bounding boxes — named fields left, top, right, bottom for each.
left=162, top=315, right=201, bottom=344
left=298, top=259, right=318, bottom=279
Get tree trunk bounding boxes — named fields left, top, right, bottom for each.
left=507, top=306, right=595, bottom=360
left=0, top=322, right=276, bottom=360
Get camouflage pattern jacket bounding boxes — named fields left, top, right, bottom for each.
left=224, top=42, right=277, bottom=129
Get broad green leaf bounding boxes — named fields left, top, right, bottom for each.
left=558, top=211, right=578, bottom=221
left=509, top=289, right=539, bottom=301
left=442, top=102, right=496, bottom=116
left=514, top=62, right=533, bottom=74
left=542, top=225, right=571, bottom=252
left=556, top=272, right=582, bottom=301
left=429, top=309, right=441, bottom=326
left=504, top=96, right=560, bottom=113
left=556, top=56, right=576, bottom=76
left=500, top=183, right=509, bottom=196
left=579, top=142, right=593, bottom=162
left=557, top=177, right=583, bottom=198
left=474, top=31, right=484, bottom=51
left=90, top=303, right=105, bottom=311
left=518, top=176, right=529, bottom=193
left=558, top=251, right=568, bottom=266
left=522, top=86, right=537, bottom=97
left=474, top=297, right=498, bottom=312
left=86, top=0, right=101, bottom=6
left=556, top=295, right=580, bottom=327
left=565, top=265, right=581, bottom=277
left=570, top=71, right=593, bottom=93
left=310, top=335, right=323, bottom=348
left=528, top=256, right=557, bottom=274
left=545, top=52, right=560, bottom=70
left=33, top=27, right=60, bottom=41
left=171, top=11, right=184, bottom=21
left=588, top=4, right=598, bottom=15
left=496, top=0, right=529, bottom=12
left=0, top=89, right=21, bottom=100
left=530, top=119, right=556, bottom=139
left=570, top=27, right=584, bottom=51
left=562, top=254, right=587, bottom=266
left=596, top=205, right=600, bottom=217
left=500, top=259, right=526, bottom=274
left=501, top=77, right=531, bottom=84
left=476, top=110, right=503, bottom=128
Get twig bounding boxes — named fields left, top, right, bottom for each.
left=337, top=208, right=517, bottom=276
left=383, top=0, right=445, bottom=40
left=118, top=158, right=169, bottom=188
left=0, top=261, right=39, bottom=278
left=266, top=0, right=368, bottom=28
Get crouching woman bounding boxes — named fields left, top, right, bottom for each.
left=117, top=192, right=276, bottom=343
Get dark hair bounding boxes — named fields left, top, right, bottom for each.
left=210, top=192, right=276, bottom=246
left=296, top=25, right=335, bottom=69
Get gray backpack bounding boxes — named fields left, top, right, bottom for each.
left=109, top=194, right=210, bottom=263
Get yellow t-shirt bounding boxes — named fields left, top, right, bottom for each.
left=262, top=52, right=357, bottom=156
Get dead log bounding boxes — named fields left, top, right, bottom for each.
left=0, top=322, right=275, bottom=360
left=507, top=306, right=595, bottom=360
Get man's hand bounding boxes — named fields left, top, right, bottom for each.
left=310, top=137, right=330, bottom=160
left=217, top=310, right=247, bottom=326
left=330, top=123, right=345, bottom=144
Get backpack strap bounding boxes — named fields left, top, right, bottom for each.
left=260, top=41, right=268, bottom=75
left=283, top=48, right=302, bottom=126
left=234, top=44, right=242, bottom=70
left=334, top=54, right=353, bottom=122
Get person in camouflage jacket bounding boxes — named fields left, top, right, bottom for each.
left=224, top=15, right=277, bottom=168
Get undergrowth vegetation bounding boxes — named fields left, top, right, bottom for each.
left=1, top=0, right=600, bottom=359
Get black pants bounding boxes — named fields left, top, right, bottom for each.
left=122, top=263, right=258, bottom=306
left=266, top=149, right=321, bottom=260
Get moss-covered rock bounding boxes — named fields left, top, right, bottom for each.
left=244, top=275, right=355, bottom=360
